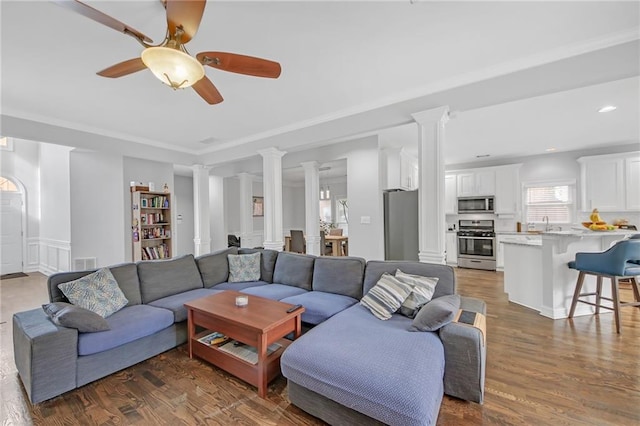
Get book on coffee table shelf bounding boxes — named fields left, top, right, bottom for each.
left=197, top=331, right=230, bottom=346
left=217, top=341, right=282, bottom=365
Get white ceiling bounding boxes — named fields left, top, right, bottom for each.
left=1, top=1, right=639, bottom=169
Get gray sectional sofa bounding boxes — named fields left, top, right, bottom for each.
left=13, top=248, right=486, bottom=426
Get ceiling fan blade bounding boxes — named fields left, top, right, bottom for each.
left=97, top=58, right=147, bottom=78
left=192, top=76, right=224, bottom=105
left=197, top=52, right=282, bottom=78
left=51, top=0, right=153, bottom=43
left=166, top=0, right=206, bottom=44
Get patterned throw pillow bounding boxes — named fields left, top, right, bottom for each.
left=227, top=252, right=261, bottom=282
left=58, top=268, right=128, bottom=318
left=395, top=269, right=439, bottom=319
left=360, top=272, right=413, bottom=320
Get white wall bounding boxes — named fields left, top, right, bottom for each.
left=0, top=138, right=41, bottom=271
left=283, top=184, right=305, bottom=234
left=123, top=157, right=174, bottom=261
left=174, top=175, right=194, bottom=256
left=224, top=176, right=241, bottom=236
left=70, top=150, right=125, bottom=267
left=39, top=144, right=72, bottom=273
left=347, top=136, right=384, bottom=261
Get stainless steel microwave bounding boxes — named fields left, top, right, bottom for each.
left=457, top=196, right=494, bottom=214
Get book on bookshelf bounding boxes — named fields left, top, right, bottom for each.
left=132, top=190, right=172, bottom=261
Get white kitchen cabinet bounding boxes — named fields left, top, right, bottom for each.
left=625, top=156, right=640, bottom=210
left=446, top=232, right=457, bottom=265
left=494, top=164, right=521, bottom=216
left=578, top=152, right=639, bottom=212
left=496, top=235, right=505, bottom=269
left=456, top=169, right=495, bottom=197
left=383, top=148, right=418, bottom=190
left=445, top=174, right=457, bottom=214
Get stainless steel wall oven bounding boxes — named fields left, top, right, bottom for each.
left=457, top=219, right=496, bottom=271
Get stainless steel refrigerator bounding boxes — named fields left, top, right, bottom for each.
left=383, top=189, right=419, bottom=261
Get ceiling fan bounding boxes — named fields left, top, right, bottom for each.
left=52, top=0, right=282, bottom=104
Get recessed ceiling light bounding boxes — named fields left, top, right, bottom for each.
left=598, top=105, right=617, bottom=113
left=545, top=148, right=557, bottom=152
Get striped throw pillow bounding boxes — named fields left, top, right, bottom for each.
left=360, top=272, right=413, bottom=320
left=395, top=269, right=439, bottom=319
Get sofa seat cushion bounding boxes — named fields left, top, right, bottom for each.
left=240, top=284, right=308, bottom=301
left=281, top=304, right=445, bottom=426
left=213, top=280, right=269, bottom=291
left=280, top=291, right=358, bottom=325
left=78, top=305, right=174, bottom=356
left=149, top=288, right=222, bottom=322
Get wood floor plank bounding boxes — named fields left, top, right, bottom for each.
left=1, top=270, right=639, bottom=425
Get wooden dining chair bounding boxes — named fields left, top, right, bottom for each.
left=329, top=228, right=343, bottom=236
left=290, top=230, right=306, bottom=254
left=319, top=231, right=332, bottom=256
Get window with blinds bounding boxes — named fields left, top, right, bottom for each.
left=525, top=184, right=574, bottom=223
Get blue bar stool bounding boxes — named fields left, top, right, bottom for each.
left=567, top=238, right=640, bottom=333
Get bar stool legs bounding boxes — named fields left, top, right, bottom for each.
left=569, top=272, right=640, bottom=334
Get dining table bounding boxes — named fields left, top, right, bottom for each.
left=284, top=234, right=348, bottom=256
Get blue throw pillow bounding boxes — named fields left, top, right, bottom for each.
left=42, top=302, right=110, bottom=332
left=409, top=294, right=461, bottom=332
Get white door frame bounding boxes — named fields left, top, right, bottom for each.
left=1, top=175, right=28, bottom=273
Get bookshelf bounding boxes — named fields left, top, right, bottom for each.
left=131, top=191, right=172, bottom=261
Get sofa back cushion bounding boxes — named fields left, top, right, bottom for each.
left=196, top=247, right=238, bottom=288
left=110, top=263, right=142, bottom=306
left=239, top=248, right=278, bottom=283
left=47, top=262, right=142, bottom=306
left=363, top=261, right=455, bottom=299
left=272, top=252, right=315, bottom=290
left=312, top=256, right=366, bottom=299
left=137, top=254, right=204, bottom=303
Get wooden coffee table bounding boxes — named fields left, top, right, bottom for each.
left=184, top=290, right=305, bottom=398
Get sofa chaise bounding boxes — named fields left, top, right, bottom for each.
left=13, top=248, right=486, bottom=425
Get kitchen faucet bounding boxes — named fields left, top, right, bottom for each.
left=543, top=216, right=551, bottom=231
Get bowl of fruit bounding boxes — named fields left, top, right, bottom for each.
left=582, top=209, right=617, bottom=231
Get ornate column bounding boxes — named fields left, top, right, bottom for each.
left=237, top=172, right=253, bottom=248
left=258, top=148, right=286, bottom=251
left=192, top=164, right=211, bottom=256
left=301, top=161, right=321, bottom=255
left=411, top=106, right=449, bottom=264
left=208, top=174, right=225, bottom=251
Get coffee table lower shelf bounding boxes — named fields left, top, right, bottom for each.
left=191, top=334, right=292, bottom=393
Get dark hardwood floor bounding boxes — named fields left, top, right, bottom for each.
left=1, top=268, right=638, bottom=425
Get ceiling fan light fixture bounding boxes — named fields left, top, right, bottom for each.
left=141, top=46, right=204, bottom=89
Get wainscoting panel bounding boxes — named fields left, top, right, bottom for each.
left=38, top=239, right=71, bottom=275
left=25, top=238, right=40, bottom=273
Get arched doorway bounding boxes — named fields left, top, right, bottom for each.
left=0, top=176, right=25, bottom=275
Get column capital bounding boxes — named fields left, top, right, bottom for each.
left=300, top=161, right=320, bottom=171
left=191, top=164, right=211, bottom=172
left=236, top=172, right=257, bottom=181
left=257, top=147, right=286, bottom=159
left=411, top=106, right=450, bottom=125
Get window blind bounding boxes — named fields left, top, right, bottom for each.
left=525, top=184, right=573, bottom=223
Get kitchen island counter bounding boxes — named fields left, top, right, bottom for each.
left=503, top=230, right=639, bottom=319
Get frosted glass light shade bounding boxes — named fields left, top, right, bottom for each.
left=141, top=47, right=205, bottom=89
